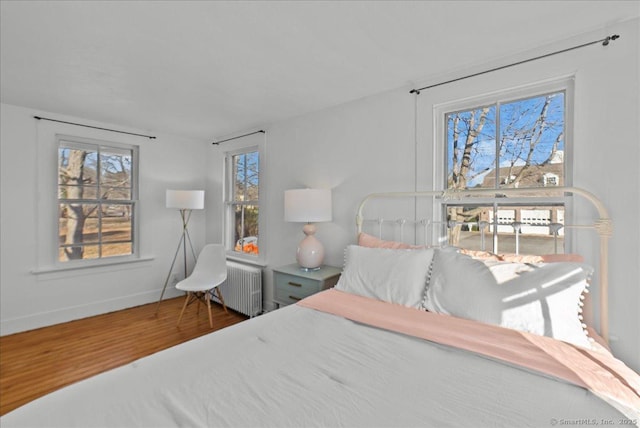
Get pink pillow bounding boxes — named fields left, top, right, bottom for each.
left=497, top=253, right=584, bottom=263
left=459, top=248, right=502, bottom=261
left=357, top=232, right=424, bottom=250
left=358, top=234, right=584, bottom=263
left=498, top=253, right=544, bottom=263
left=540, top=253, right=585, bottom=263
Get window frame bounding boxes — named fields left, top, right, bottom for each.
left=55, top=135, right=139, bottom=267
left=224, top=145, right=262, bottom=263
left=434, top=77, right=575, bottom=254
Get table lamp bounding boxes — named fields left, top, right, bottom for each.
left=284, top=188, right=332, bottom=270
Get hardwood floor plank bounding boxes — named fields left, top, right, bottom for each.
left=0, top=296, right=247, bottom=416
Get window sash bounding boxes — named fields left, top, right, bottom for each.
left=438, top=79, right=573, bottom=254
left=445, top=90, right=566, bottom=191
left=57, top=138, right=137, bottom=262
left=225, top=148, right=260, bottom=258
left=442, top=201, right=566, bottom=255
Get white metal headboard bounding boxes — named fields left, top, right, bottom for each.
left=356, top=186, right=613, bottom=343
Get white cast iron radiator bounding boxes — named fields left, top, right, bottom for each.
left=210, top=261, right=263, bottom=317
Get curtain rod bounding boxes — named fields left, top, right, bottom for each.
left=212, top=130, right=265, bottom=145
left=33, top=116, right=156, bottom=139
left=410, top=34, right=620, bottom=94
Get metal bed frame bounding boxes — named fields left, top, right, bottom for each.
left=356, top=186, right=613, bottom=343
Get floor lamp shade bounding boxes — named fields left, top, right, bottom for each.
left=166, top=190, right=205, bottom=210
left=284, top=189, right=332, bottom=270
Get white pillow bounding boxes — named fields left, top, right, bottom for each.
left=336, top=245, right=434, bottom=308
left=424, top=249, right=593, bottom=348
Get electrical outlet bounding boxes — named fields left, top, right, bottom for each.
left=170, top=273, right=179, bottom=285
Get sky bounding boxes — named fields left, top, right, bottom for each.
left=446, top=92, right=565, bottom=188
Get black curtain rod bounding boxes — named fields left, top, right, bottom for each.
left=33, top=116, right=156, bottom=139
left=212, top=130, right=265, bottom=145
left=410, top=34, right=620, bottom=94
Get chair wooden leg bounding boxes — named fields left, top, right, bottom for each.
left=215, top=287, right=228, bottom=314
left=177, top=292, right=191, bottom=327
left=206, top=293, right=213, bottom=328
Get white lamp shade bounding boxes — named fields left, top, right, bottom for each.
left=166, top=190, right=205, bottom=210
left=284, top=189, right=332, bottom=223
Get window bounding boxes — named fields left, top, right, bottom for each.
left=226, top=149, right=260, bottom=256
left=57, top=137, right=137, bottom=262
left=442, top=87, right=569, bottom=254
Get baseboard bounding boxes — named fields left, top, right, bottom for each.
left=0, top=288, right=183, bottom=336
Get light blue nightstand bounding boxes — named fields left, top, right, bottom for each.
left=273, top=263, right=341, bottom=307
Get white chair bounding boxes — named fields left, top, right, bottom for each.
left=176, top=244, right=228, bottom=328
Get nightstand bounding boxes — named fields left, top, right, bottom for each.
left=273, top=263, right=341, bottom=307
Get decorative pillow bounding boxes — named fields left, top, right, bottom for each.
left=424, top=249, right=593, bottom=348
left=540, top=253, right=585, bottom=263
left=497, top=253, right=544, bottom=263
left=459, top=248, right=502, bottom=261
left=336, top=245, right=434, bottom=308
left=459, top=249, right=584, bottom=264
left=497, top=253, right=585, bottom=263
left=357, top=232, right=424, bottom=250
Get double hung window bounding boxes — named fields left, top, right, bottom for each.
left=57, top=137, right=137, bottom=262
left=441, top=84, right=571, bottom=254
left=226, top=149, right=260, bottom=257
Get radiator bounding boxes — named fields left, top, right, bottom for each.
left=210, top=261, right=263, bottom=317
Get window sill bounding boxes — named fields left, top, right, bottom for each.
left=32, top=256, right=155, bottom=275
left=225, top=254, right=267, bottom=268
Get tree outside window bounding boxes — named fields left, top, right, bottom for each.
left=58, top=139, right=136, bottom=261
left=229, top=150, right=259, bottom=255
left=444, top=91, right=567, bottom=254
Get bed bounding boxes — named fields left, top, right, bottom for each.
left=2, top=187, right=639, bottom=428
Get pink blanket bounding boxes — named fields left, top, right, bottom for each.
left=298, top=289, right=640, bottom=412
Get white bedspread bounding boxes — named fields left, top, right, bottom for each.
left=2, top=303, right=638, bottom=427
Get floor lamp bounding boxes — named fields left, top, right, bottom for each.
left=156, top=189, right=205, bottom=313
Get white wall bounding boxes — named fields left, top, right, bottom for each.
left=207, top=19, right=639, bottom=371
left=0, top=104, right=208, bottom=334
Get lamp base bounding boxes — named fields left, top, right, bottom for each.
left=296, top=223, right=325, bottom=270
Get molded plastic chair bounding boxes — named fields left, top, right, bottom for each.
left=176, top=244, right=228, bottom=328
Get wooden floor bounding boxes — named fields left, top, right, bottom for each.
left=0, top=296, right=247, bottom=416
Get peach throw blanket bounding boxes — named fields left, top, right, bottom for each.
left=299, top=289, right=640, bottom=414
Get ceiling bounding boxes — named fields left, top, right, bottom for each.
left=1, top=1, right=638, bottom=141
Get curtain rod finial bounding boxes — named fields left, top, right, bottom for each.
left=602, top=34, right=620, bottom=46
